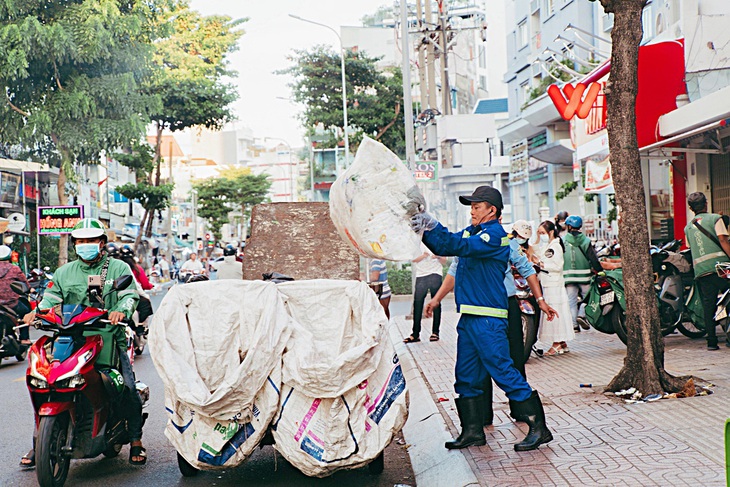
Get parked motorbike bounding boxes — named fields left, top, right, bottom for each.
left=584, top=269, right=626, bottom=341
left=0, top=282, right=32, bottom=364
left=24, top=275, right=149, bottom=487
left=714, top=262, right=730, bottom=328
left=514, top=271, right=539, bottom=362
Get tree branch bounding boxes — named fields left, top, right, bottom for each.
left=375, top=101, right=401, bottom=141
left=53, top=61, right=64, bottom=91
left=6, top=94, right=30, bottom=117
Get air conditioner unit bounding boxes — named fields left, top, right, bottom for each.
left=530, top=0, right=540, bottom=14
left=603, top=13, right=614, bottom=32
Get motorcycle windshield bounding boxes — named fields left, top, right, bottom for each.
left=53, top=336, right=77, bottom=362
left=61, top=304, right=86, bottom=328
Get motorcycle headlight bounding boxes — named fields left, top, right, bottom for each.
left=29, top=351, right=46, bottom=381
left=56, top=374, right=86, bottom=389
left=29, top=377, right=49, bottom=389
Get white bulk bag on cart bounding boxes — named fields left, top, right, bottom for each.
left=272, top=280, right=409, bottom=477
left=149, top=280, right=292, bottom=469
left=329, top=136, right=425, bottom=261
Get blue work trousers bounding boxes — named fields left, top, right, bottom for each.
left=454, top=314, right=532, bottom=402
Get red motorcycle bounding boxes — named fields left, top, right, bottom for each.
left=20, top=276, right=149, bottom=487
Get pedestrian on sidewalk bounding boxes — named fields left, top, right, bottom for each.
left=555, top=211, right=569, bottom=238
left=684, top=192, right=730, bottom=350
left=536, top=220, right=574, bottom=356
left=404, top=244, right=446, bottom=343
left=369, top=258, right=391, bottom=319
left=563, top=215, right=603, bottom=332
left=411, top=186, right=554, bottom=452
left=425, top=219, right=557, bottom=426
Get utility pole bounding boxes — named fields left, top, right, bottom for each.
left=425, top=0, right=438, bottom=110
left=167, top=141, right=174, bottom=256
left=437, top=0, right=452, bottom=115
left=416, top=0, right=428, bottom=111
left=401, top=0, right=416, bottom=169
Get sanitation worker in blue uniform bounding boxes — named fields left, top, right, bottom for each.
left=410, top=186, right=553, bottom=451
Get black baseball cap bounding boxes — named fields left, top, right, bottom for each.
left=688, top=192, right=707, bottom=209
left=459, top=186, right=504, bottom=210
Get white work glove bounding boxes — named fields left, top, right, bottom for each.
left=410, top=211, right=438, bottom=234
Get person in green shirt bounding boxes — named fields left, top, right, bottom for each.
left=684, top=192, right=730, bottom=351
left=21, top=218, right=147, bottom=467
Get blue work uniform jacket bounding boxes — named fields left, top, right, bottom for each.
left=422, top=220, right=510, bottom=318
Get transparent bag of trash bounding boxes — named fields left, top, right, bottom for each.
left=329, top=136, right=425, bottom=261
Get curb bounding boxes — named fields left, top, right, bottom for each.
left=389, top=323, right=479, bottom=487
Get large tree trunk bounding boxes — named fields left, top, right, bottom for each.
left=600, top=0, right=686, bottom=394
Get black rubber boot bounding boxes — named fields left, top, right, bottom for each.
left=445, top=397, right=486, bottom=449
left=512, top=391, right=553, bottom=451
left=480, top=378, right=493, bottom=426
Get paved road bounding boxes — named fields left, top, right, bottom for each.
left=0, top=283, right=415, bottom=486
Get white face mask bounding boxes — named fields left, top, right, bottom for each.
left=539, top=234, right=549, bottom=244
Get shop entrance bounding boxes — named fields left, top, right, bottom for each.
left=710, top=152, right=730, bottom=215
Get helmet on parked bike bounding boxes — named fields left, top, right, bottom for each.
left=0, top=245, right=10, bottom=261
left=565, top=215, right=583, bottom=230
left=70, top=218, right=108, bottom=242
left=223, top=244, right=236, bottom=257
left=106, top=242, right=120, bottom=257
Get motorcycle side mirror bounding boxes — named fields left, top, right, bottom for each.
left=44, top=266, right=50, bottom=271
left=112, top=275, right=133, bottom=291
left=10, top=281, right=30, bottom=295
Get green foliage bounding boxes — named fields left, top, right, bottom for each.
left=27, top=235, right=77, bottom=271
left=554, top=172, right=617, bottom=224
left=146, top=4, right=245, bottom=132
left=360, top=5, right=393, bottom=27
left=387, top=266, right=412, bottom=295
left=0, top=0, right=163, bottom=162
left=114, top=142, right=155, bottom=179
left=116, top=181, right=173, bottom=213
left=193, top=171, right=272, bottom=239
left=280, top=46, right=406, bottom=157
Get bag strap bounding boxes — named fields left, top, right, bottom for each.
left=692, top=218, right=723, bottom=248
left=100, top=257, right=111, bottom=291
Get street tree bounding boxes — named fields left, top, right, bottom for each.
left=592, top=0, right=687, bottom=394
left=114, top=143, right=173, bottom=247
left=193, top=168, right=271, bottom=240
left=0, top=0, right=164, bottom=266
left=281, top=46, right=406, bottom=157
left=139, top=2, right=245, bottom=244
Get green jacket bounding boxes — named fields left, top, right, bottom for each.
left=563, top=232, right=601, bottom=284
left=40, top=255, right=139, bottom=362
left=685, top=213, right=730, bottom=277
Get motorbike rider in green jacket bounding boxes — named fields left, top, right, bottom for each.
left=684, top=192, right=730, bottom=350
left=562, top=215, right=603, bottom=332
left=21, top=218, right=147, bottom=467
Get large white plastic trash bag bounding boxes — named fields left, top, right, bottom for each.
left=149, top=280, right=292, bottom=469
left=329, top=136, right=425, bottom=261
left=272, top=280, right=408, bottom=477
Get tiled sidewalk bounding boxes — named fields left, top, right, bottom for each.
left=392, top=296, right=730, bottom=486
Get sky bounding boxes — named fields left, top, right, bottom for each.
left=188, top=0, right=389, bottom=148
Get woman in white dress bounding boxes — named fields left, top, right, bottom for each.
left=536, top=220, right=575, bottom=355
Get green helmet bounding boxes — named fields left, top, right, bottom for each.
left=71, top=218, right=107, bottom=241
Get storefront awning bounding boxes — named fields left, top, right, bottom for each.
left=529, top=139, right=574, bottom=165
left=0, top=158, right=58, bottom=179
left=639, top=118, right=728, bottom=156
left=658, top=84, right=730, bottom=139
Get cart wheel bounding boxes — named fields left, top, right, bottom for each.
left=368, top=451, right=384, bottom=475
left=177, top=452, right=199, bottom=477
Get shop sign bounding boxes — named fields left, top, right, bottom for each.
left=548, top=82, right=602, bottom=120
left=413, top=160, right=438, bottom=182
left=37, top=206, right=84, bottom=235
left=577, top=134, right=613, bottom=194
left=7, top=212, right=26, bottom=232
left=508, top=139, right=529, bottom=184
